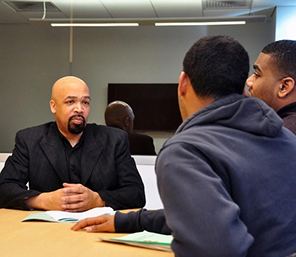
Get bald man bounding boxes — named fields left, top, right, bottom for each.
left=105, top=101, right=156, bottom=155
left=0, top=76, right=145, bottom=211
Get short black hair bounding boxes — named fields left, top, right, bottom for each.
left=262, top=40, right=296, bottom=82
left=183, top=35, right=249, bottom=98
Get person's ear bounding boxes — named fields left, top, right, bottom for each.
left=278, top=77, right=295, bottom=98
left=125, top=117, right=129, bottom=126
left=178, top=71, right=188, bottom=96
left=50, top=100, right=56, bottom=114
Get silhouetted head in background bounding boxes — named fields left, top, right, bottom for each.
left=105, top=101, right=135, bottom=132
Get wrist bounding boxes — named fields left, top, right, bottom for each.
left=26, top=193, right=45, bottom=210
left=93, top=192, right=105, bottom=207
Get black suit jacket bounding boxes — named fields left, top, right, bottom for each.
left=128, top=132, right=156, bottom=155
left=0, top=122, right=145, bottom=210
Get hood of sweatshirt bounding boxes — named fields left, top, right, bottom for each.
left=177, top=94, right=283, bottom=138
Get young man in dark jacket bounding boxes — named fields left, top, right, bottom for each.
left=247, top=40, right=296, bottom=135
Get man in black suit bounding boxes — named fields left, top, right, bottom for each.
left=0, top=76, right=145, bottom=211
left=105, top=101, right=156, bottom=155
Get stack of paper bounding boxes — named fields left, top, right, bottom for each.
left=99, top=231, right=173, bottom=252
left=22, top=207, right=114, bottom=223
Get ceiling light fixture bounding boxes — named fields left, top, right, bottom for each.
left=155, top=21, right=246, bottom=26
left=30, top=15, right=265, bottom=26
left=51, top=23, right=139, bottom=27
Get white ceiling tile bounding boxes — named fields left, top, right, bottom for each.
left=252, top=0, right=296, bottom=8
left=152, top=0, right=203, bottom=17
left=1, top=0, right=296, bottom=23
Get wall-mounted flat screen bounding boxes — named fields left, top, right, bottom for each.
left=108, top=83, right=182, bottom=131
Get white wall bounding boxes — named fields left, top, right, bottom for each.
left=276, top=6, right=296, bottom=40
left=0, top=153, right=11, bottom=171
left=0, top=20, right=275, bottom=153
left=133, top=155, right=163, bottom=209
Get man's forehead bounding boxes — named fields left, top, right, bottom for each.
left=53, top=83, right=89, bottom=97
left=60, top=82, right=88, bottom=91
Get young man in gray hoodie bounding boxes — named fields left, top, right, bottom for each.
left=72, top=35, right=296, bottom=257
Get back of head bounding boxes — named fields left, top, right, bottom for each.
left=183, top=35, right=249, bottom=98
left=104, top=101, right=134, bottom=132
left=262, top=40, right=296, bottom=82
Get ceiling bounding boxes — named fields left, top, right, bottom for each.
left=1, top=0, right=296, bottom=25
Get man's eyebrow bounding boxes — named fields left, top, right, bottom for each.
left=253, top=64, right=261, bottom=72
left=65, top=96, right=91, bottom=100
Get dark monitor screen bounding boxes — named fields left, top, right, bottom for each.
left=108, top=83, right=182, bottom=131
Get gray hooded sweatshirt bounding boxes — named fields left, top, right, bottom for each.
left=117, top=94, right=296, bottom=257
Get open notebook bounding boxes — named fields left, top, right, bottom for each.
left=22, top=207, right=114, bottom=223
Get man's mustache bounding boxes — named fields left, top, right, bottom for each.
left=69, top=115, right=85, bottom=122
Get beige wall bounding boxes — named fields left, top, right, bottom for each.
left=0, top=20, right=275, bottom=153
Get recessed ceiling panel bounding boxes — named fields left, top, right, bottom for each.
left=3, top=1, right=67, bottom=21
left=101, top=0, right=156, bottom=18
left=203, top=0, right=253, bottom=9
left=18, top=11, right=67, bottom=19
left=53, top=1, right=111, bottom=18
left=202, top=0, right=253, bottom=17
left=0, top=1, right=29, bottom=22
left=203, top=9, right=252, bottom=17
left=4, top=1, right=61, bottom=12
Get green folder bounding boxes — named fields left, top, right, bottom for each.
left=98, top=231, right=173, bottom=252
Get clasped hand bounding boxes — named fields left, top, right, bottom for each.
left=26, top=183, right=105, bottom=212
left=60, top=183, right=105, bottom=212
